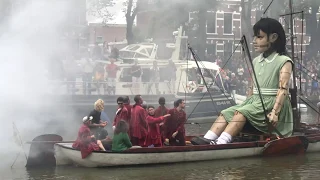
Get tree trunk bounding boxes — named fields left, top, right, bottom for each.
left=126, top=0, right=138, bottom=45
left=126, top=19, right=135, bottom=44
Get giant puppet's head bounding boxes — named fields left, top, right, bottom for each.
left=94, top=99, right=104, bottom=112
left=253, top=18, right=286, bottom=55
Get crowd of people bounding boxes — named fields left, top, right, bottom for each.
left=205, top=54, right=320, bottom=98
left=72, top=96, right=187, bottom=158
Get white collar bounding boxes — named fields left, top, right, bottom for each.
left=258, top=52, right=279, bottom=63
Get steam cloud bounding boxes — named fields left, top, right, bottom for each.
left=0, top=0, right=79, bottom=167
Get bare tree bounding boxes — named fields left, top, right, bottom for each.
left=87, top=0, right=115, bottom=24
left=125, top=0, right=139, bottom=44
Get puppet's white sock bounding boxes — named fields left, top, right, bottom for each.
left=216, top=132, right=232, bottom=145
left=204, top=130, right=218, bottom=140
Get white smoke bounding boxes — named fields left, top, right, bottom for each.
left=0, top=0, right=80, bottom=168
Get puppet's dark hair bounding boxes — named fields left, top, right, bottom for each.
left=253, top=18, right=287, bottom=55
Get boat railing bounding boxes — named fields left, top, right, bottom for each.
left=46, top=80, right=180, bottom=95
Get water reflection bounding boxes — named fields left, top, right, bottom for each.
left=20, top=154, right=320, bottom=180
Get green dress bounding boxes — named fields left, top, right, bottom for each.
left=221, top=52, right=293, bottom=137
left=112, top=132, right=132, bottom=152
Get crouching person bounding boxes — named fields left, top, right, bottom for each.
left=73, top=116, right=106, bottom=159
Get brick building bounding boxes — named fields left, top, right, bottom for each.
left=187, top=1, right=242, bottom=59
left=187, top=0, right=310, bottom=58
left=251, top=9, right=310, bottom=57
left=88, top=23, right=127, bottom=45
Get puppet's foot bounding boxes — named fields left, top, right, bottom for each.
left=210, top=140, right=217, bottom=145
left=191, top=136, right=211, bottom=145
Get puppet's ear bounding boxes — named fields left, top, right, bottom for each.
left=269, top=33, right=278, bottom=43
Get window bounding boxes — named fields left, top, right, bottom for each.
left=206, top=12, right=216, bottom=34
left=96, top=36, right=103, bottom=43
left=224, top=42, right=233, bottom=56
left=189, top=12, right=198, bottom=23
left=224, top=13, right=233, bottom=34
left=206, top=44, right=216, bottom=55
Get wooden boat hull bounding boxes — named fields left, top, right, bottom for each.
left=54, top=135, right=320, bottom=168
left=54, top=143, right=264, bottom=167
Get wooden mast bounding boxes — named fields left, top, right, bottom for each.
left=288, top=0, right=300, bottom=131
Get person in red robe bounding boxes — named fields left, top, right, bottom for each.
left=123, top=96, right=132, bottom=120
left=113, top=97, right=129, bottom=130
left=164, top=99, right=187, bottom=146
left=72, top=116, right=106, bottom=159
left=130, top=95, right=148, bottom=146
left=145, top=105, right=171, bottom=147
left=154, top=97, right=169, bottom=143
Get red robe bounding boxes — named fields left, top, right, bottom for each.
left=154, top=106, right=169, bottom=117
left=130, top=104, right=147, bottom=146
left=113, top=107, right=129, bottom=126
left=165, top=108, right=187, bottom=146
left=145, top=115, right=165, bottom=147
left=124, top=104, right=132, bottom=119
left=154, top=106, right=169, bottom=141
left=72, top=124, right=100, bottom=159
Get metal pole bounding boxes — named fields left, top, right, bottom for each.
left=298, top=11, right=304, bottom=127
left=289, top=0, right=300, bottom=130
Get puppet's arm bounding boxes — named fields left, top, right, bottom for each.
left=268, top=62, right=292, bottom=125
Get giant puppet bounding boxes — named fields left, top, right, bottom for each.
left=192, top=18, right=293, bottom=145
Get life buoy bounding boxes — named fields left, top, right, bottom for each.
left=187, top=81, right=197, bottom=92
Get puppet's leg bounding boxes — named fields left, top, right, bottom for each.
left=214, top=111, right=246, bottom=145
left=203, top=115, right=228, bottom=140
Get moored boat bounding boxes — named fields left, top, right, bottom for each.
left=52, top=134, right=320, bottom=168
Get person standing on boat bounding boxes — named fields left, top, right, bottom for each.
left=147, top=61, right=160, bottom=94
left=130, top=95, right=148, bottom=146
left=73, top=116, right=106, bottom=159
left=105, top=58, right=120, bottom=95
left=145, top=106, right=171, bottom=147
left=192, top=18, right=293, bottom=145
left=124, top=96, right=132, bottom=120
left=154, top=97, right=169, bottom=144
left=89, top=99, right=109, bottom=140
left=130, top=60, right=142, bottom=94
left=164, top=99, right=187, bottom=146
left=113, top=97, right=129, bottom=131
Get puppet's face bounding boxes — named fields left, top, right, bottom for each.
left=253, top=30, right=269, bottom=53
left=253, top=30, right=278, bottom=53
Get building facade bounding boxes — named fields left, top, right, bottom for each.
left=88, top=23, right=127, bottom=45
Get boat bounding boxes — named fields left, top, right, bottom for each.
left=52, top=136, right=318, bottom=167
left=50, top=26, right=235, bottom=120
left=23, top=133, right=320, bottom=168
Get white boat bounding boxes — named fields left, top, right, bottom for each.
left=52, top=135, right=320, bottom=168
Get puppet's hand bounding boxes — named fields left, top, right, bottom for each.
left=268, top=110, right=278, bottom=127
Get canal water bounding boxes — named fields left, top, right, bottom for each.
left=0, top=111, right=319, bottom=180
